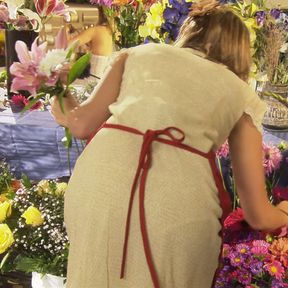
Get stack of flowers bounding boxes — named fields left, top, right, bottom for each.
left=215, top=141, right=288, bottom=287
left=0, top=163, right=69, bottom=278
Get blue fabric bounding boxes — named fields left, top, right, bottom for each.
left=0, top=108, right=84, bottom=180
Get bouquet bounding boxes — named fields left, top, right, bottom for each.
left=90, top=0, right=155, bottom=49
left=9, top=27, right=91, bottom=112
left=225, top=0, right=288, bottom=85
left=0, top=161, right=69, bottom=277
left=0, top=0, right=72, bottom=32
left=214, top=208, right=288, bottom=287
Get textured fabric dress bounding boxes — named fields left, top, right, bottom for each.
left=64, top=43, right=266, bottom=288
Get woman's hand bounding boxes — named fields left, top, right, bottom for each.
left=50, top=94, right=79, bottom=127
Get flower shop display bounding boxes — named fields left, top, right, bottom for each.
left=225, top=0, right=288, bottom=129
left=215, top=141, right=288, bottom=287
left=0, top=161, right=69, bottom=286
left=89, top=0, right=157, bottom=49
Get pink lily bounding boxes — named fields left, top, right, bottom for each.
left=55, top=26, right=68, bottom=49
left=10, top=38, right=47, bottom=95
left=35, top=0, right=70, bottom=19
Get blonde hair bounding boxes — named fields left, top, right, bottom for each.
left=175, top=0, right=251, bottom=81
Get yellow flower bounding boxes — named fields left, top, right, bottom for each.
left=0, top=193, right=8, bottom=203
left=55, top=182, right=67, bottom=196
left=36, top=180, right=50, bottom=195
left=0, top=201, right=12, bottom=222
left=0, top=224, right=14, bottom=254
left=22, top=206, right=44, bottom=227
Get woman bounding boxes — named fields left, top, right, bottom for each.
left=68, top=23, right=113, bottom=79
left=51, top=1, right=288, bottom=287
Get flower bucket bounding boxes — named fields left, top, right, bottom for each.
left=257, top=82, right=288, bottom=130
left=31, top=272, right=66, bottom=288
left=5, top=30, right=38, bottom=98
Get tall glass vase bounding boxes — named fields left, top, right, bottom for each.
left=5, top=30, right=38, bottom=98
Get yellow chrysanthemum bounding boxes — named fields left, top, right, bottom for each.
left=22, top=206, right=44, bottom=227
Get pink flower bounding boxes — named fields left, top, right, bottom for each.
left=35, top=0, right=71, bottom=20
left=224, top=208, right=244, bottom=229
left=216, top=140, right=230, bottom=158
left=262, top=143, right=283, bottom=175
left=251, top=240, right=270, bottom=255
left=11, top=94, right=28, bottom=108
left=0, top=4, right=9, bottom=23
left=10, top=38, right=47, bottom=95
left=264, top=259, right=284, bottom=280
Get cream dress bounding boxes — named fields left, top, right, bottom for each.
left=64, top=44, right=266, bottom=288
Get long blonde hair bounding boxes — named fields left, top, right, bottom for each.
left=175, top=0, right=251, bottom=81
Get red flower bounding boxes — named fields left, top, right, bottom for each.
left=11, top=94, right=28, bottom=108
left=224, top=208, right=244, bottom=229
left=273, top=186, right=288, bottom=202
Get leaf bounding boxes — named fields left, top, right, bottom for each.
left=67, top=53, right=91, bottom=85
left=21, top=174, right=32, bottom=189
left=15, top=255, right=45, bottom=273
left=0, top=252, right=10, bottom=270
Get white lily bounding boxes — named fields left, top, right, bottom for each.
left=18, top=8, right=43, bottom=32
left=3, top=0, right=25, bottom=19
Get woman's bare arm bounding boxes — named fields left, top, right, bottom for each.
left=51, top=53, right=128, bottom=139
left=228, top=113, right=288, bottom=231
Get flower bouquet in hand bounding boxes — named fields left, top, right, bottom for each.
left=9, top=27, right=91, bottom=109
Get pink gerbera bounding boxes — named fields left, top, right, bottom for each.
left=264, top=260, right=285, bottom=280
left=262, top=143, right=283, bottom=175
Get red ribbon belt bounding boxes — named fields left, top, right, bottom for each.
left=102, top=123, right=231, bottom=288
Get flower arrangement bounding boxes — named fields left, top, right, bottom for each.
left=90, top=0, right=156, bottom=49
left=225, top=0, right=288, bottom=85
left=215, top=208, right=288, bottom=287
left=215, top=141, right=288, bottom=287
left=138, top=0, right=192, bottom=43
left=0, top=162, right=69, bottom=277
left=0, top=0, right=72, bottom=32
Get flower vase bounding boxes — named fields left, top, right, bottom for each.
left=5, top=30, right=38, bottom=98
left=31, top=272, right=66, bottom=288
left=257, top=82, right=288, bottom=130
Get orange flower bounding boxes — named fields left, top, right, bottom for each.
left=113, top=0, right=130, bottom=5
left=270, top=238, right=288, bottom=267
left=11, top=180, right=21, bottom=192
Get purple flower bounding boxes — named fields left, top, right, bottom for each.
left=229, top=251, right=244, bottom=266
left=236, top=268, right=252, bottom=285
left=255, top=11, right=266, bottom=26
left=89, top=0, right=113, bottom=7
left=270, top=8, right=281, bottom=20
left=262, top=143, right=283, bottom=175
left=250, top=260, right=264, bottom=275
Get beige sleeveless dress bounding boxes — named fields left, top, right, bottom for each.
left=64, top=44, right=266, bottom=288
